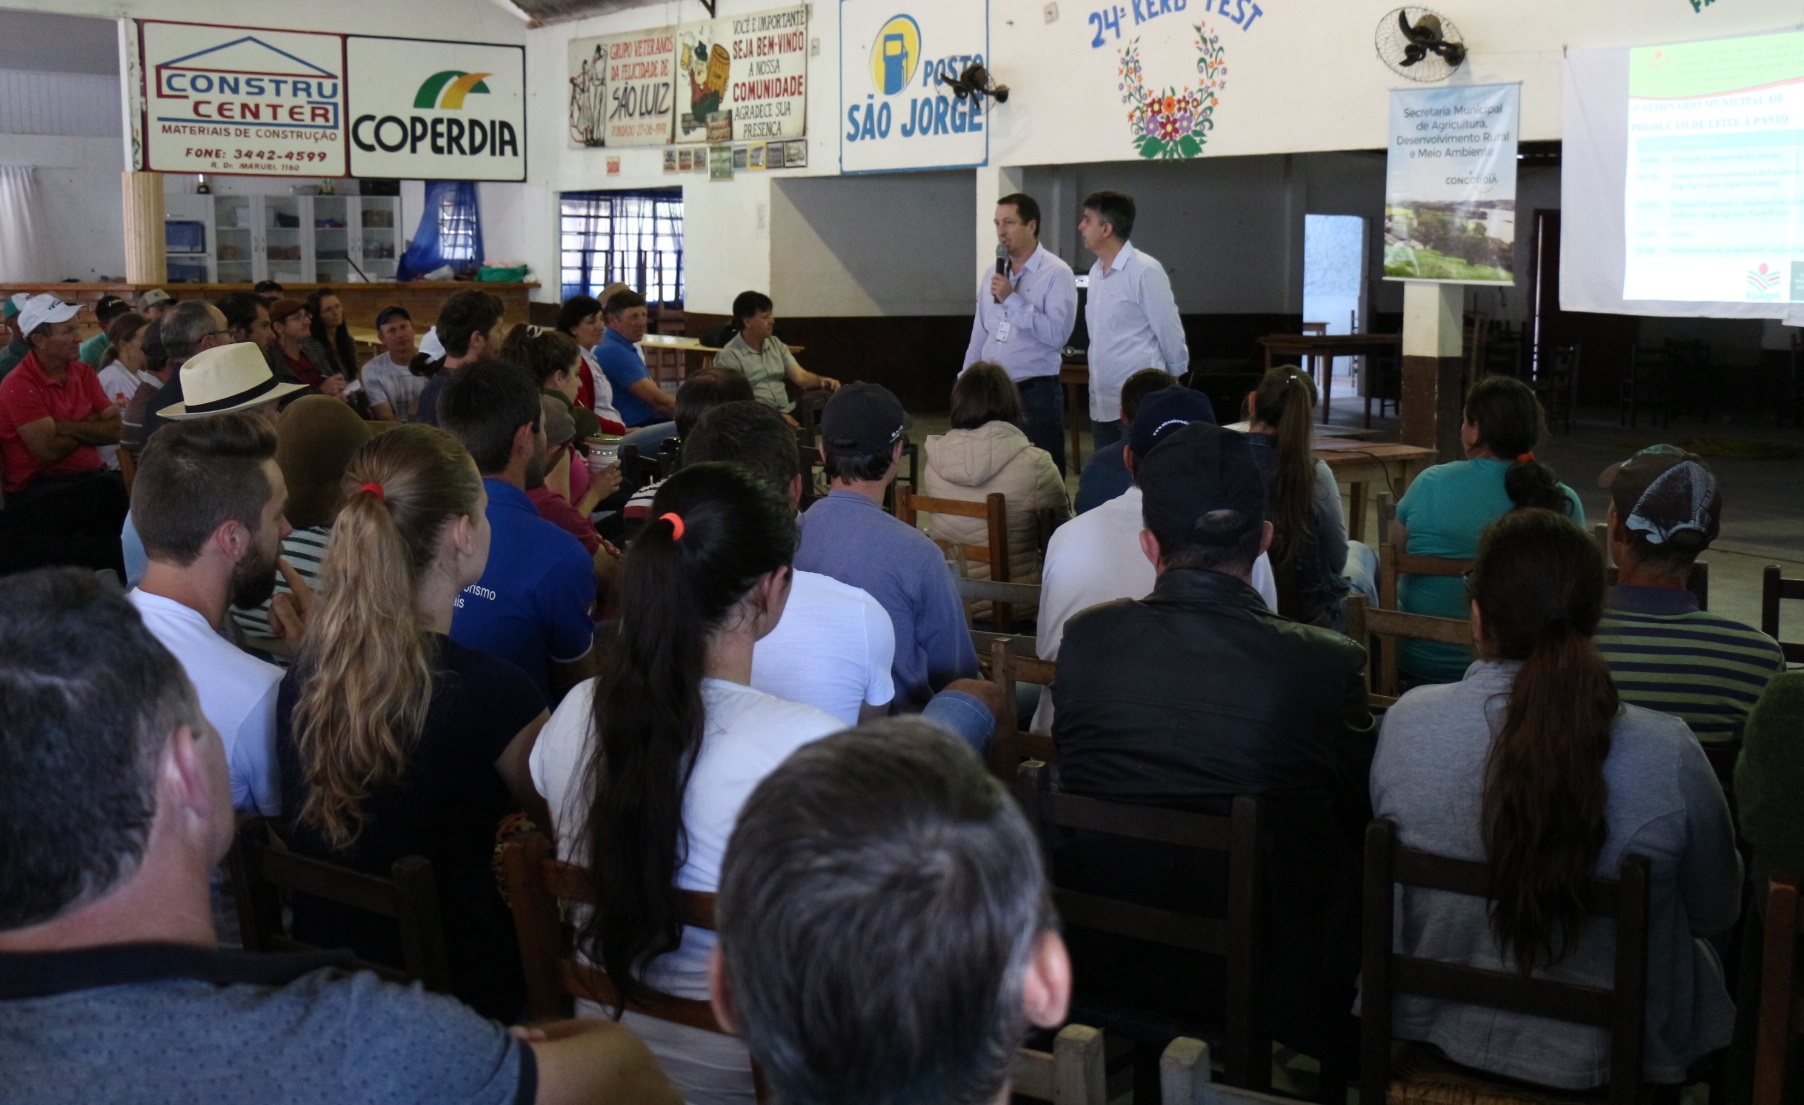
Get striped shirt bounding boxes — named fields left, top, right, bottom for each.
left=1595, top=585, right=1786, bottom=743
left=231, top=525, right=332, bottom=660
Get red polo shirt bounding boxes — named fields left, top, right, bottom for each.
left=0, top=352, right=111, bottom=493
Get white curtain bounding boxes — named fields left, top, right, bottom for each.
left=0, top=165, right=53, bottom=282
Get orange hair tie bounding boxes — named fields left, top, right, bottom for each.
left=1516, top=452, right=1535, bottom=464
left=660, top=512, right=685, bottom=540
left=359, top=482, right=385, bottom=501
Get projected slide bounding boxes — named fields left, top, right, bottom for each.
left=1623, top=31, right=1804, bottom=303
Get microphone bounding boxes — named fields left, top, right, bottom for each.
left=994, top=244, right=1010, bottom=304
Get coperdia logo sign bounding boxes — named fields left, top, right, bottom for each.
left=345, top=38, right=525, bottom=181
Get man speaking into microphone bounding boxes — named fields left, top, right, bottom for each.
left=961, top=193, right=1078, bottom=472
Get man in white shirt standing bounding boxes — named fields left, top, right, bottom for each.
left=127, top=403, right=300, bottom=816
left=964, top=192, right=1079, bottom=473
left=1077, top=190, right=1189, bottom=452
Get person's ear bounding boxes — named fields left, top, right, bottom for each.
left=512, top=421, right=537, bottom=461
left=786, top=472, right=803, bottom=511
left=163, top=722, right=223, bottom=832
left=1256, top=520, right=1274, bottom=558
left=1138, top=528, right=1161, bottom=569
left=1020, top=931, right=1072, bottom=1030
left=450, top=512, right=476, bottom=558
left=1469, top=600, right=1484, bottom=649
left=214, top=520, right=248, bottom=564
left=1122, top=444, right=1136, bottom=475
left=707, top=946, right=739, bottom=1035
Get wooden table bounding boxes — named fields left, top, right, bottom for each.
left=1313, top=437, right=1437, bottom=542
left=1259, top=333, right=1401, bottom=420
left=638, top=333, right=803, bottom=374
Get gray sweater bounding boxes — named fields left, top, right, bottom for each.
left=1368, top=659, right=1740, bottom=1089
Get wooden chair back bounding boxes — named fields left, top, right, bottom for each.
left=1346, top=595, right=1474, bottom=702
left=1378, top=542, right=1473, bottom=613
left=1161, top=1038, right=1299, bottom=1105
left=1359, top=819, right=1653, bottom=1105
left=959, top=576, right=1043, bottom=661
left=897, top=487, right=1012, bottom=629
left=1753, top=872, right=1804, bottom=1105
left=228, top=817, right=451, bottom=992
left=1015, top=761, right=1270, bottom=1090
left=1762, top=565, right=1804, bottom=664
left=986, top=636, right=1058, bottom=780
left=1012, top=1024, right=1108, bottom=1105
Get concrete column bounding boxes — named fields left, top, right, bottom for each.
left=1400, top=280, right=1464, bottom=462
left=973, top=164, right=1026, bottom=277
left=122, top=172, right=166, bottom=286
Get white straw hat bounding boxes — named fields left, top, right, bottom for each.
left=157, top=341, right=308, bottom=419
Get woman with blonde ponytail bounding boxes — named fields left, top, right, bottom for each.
left=276, top=423, right=551, bottom=1020
left=1369, top=508, right=1739, bottom=1090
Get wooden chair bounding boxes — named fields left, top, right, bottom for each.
left=1762, top=566, right=1804, bottom=665
left=1016, top=761, right=1270, bottom=1094
left=1621, top=343, right=1672, bottom=429
left=1360, top=819, right=1655, bottom=1105
left=1013, top=1024, right=1108, bottom=1105
left=228, top=817, right=451, bottom=992
left=1346, top=596, right=1473, bottom=704
left=956, top=576, right=1042, bottom=662
left=1378, top=543, right=1473, bottom=613
left=1531, top=343, right=1580, bottom=435
left=896, top=487, right=1012, bottom=630
left=986, top=636, right=1057, bottom=781
left=1753, top=872, right=1804, bottom=1105
left=1161, top=1038, right=1301, bottom=1105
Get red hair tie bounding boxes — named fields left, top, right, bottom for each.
left=660, top=512, right=685, bottom=540
left=1516, top=452, right=1535, bottom=464
left=359, top=482, right=385, bottom=501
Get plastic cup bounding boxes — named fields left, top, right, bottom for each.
left=586, top=434, right=622, bottom=472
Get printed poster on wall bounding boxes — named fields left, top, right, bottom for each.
left=346, top=37, right=524, bottom=181
left=604, top=27, right=678, bottom=146
left=673, top=21, right=731, bottom=143
left=673, top=5, right=808, bottom=143
left=568, top=35, right=609, bottom=147
left=1384, top=82, right=1519, bottom=284
left=840, top=0, right=989, bottom=173
left=139, top=20, right=347, bottom=177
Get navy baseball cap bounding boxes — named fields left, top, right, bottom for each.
left=1127, top=386, right=1217, bottom=460
left=1138, top=421, right=1266, bottom=548
left=821, top=382, right=907, bottom=457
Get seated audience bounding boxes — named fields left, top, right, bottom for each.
left=1371, top=508, right=1738, bottom=1089
left=713, top=720, right=1072, bottom=1105
left=136, top=287, right=174, bottom=322
left=439, top=360, right=596, bottom=702
left=361, top=306, right=426, bottom=421
left=128, top=404, right=298, bottom=816
left=556, top=293, right=626, bottom=434
left=514, top=325, right=602, bottom=441
left=709, top=290, right=839, bottom=420
left=279, top=424, right=550, bottom=1021
left=306, top=288, right=358, bottom=382
left=1244, top=364, right=1376, bottom=628
left=129, top=300, right=231, bottom=455
left=1393, top=375, right=1582, bottom=683
left=0, top=568, right=677, bottom=1105
left=529, top=395, right=622, bottom=573
left=231, top=396, right=373, bottom=646
left=0, top=292, right=29, bottom=378
left=623, top=367, right=755, bottom=530
left=1033, top=387, right=1277, bottom=731
left=94, top=311, right=151, bottom=470
left=1593, top=445, right=1783, bottom=743
left=922, top=361, right=1070, bottom=602
left=531, top=462, right=844, bottom=1105
left=794, top=382, right=977, bottom=711
left=79, top=293, right=131, bottom=369
left=253, top=278, right=285, bottom=304
left=594, top=288, right=677, bottom=443
left=683, top=399, right=896, bottom=725
left=1052, top=420, right=1372, bottom=1073
left=266, top=299, right=346, bottom=397
left=218, top=290, right=274, bottom=357
left=416, top=289, right=506, bottom=427
left=1073, top=367, right=1174, bottom=514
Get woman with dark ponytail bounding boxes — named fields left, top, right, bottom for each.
left=1393, top=375, right=1583, bottom=682
left=1370, top=509, right=1738, bottom=1090
left=278, top=423, right=550, bottom=1020
left=530, top=461, right=842, bottom=1105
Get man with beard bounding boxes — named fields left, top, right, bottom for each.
left=439, top=359, right=598, bottom=704
left=127, top=405, right=294, bottom=817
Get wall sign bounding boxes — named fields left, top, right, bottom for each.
left=346, top=37, right=525, bottom=181
left=139, top=20, right=347, bottom=177
left=718, top=5, right=809, bottom=141
left=840, top=0, right=990, bottom=173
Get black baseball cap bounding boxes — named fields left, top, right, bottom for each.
left=1138, top=422, right=1266, bottom=548
left=1128, top=386, right=1217, bottom=460
left=821, top=382, right=907, bottom=457
left=93, top=295, right=131, bottom=323
left=375, top=305, right=412, bottom=329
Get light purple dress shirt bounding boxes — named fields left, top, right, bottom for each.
left=962, top=243, right=1078, bottom=383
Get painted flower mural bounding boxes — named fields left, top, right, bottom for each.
left=1118, top=23, right=1227, bottom=160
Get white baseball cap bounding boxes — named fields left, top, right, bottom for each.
left=17, top=294, right=80, bottom=339
left=157, top=341, right=307, bottom=420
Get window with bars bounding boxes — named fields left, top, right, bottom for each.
left=438, top=190, right=478, bottom=262
left=560, top=189, right=684, bottom=304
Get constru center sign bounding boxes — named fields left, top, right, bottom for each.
left=136, top=21, right=525, bottom=181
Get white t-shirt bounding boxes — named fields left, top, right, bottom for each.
left=127, top=588, right=283, bottom=815
left=1030, top=485, right=1279, bottom=732
left=359, top=352, right=426, bottom=420
left=580, top=347, right=624, bottom=429
left=751, top=570, right=895, bottom=726
left=95, top=360, right=146, bottom=469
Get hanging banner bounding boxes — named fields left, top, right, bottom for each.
left=1384, top=82, right=1520, bottom=284
left=139, top=20, right=347, bottom=177
left=840, top=0, right=989, bottom=173
left=602, top=27, right=678, bottom=146
left=346, top=37, right=525, bottom=181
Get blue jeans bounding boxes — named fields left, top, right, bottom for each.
left=1017, top=376, right=1066, bottom=474
left=1091, top=418, right=1124, bottom=452
left=920, top=689, right=997, bottom=758
left=1343, top=540, right=1379, bottom=606
left=623, top=421, right=678, bottom=454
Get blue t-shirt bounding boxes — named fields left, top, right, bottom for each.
left=451, top=478, right=596, bottom=702
left=793, top=489, right=978, bottom=711
left=1394, top=457, right=1584, bottom=682
left=595, top=329, right=659, bottom=427
left=1074, top=439, right=1132, bottom=514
